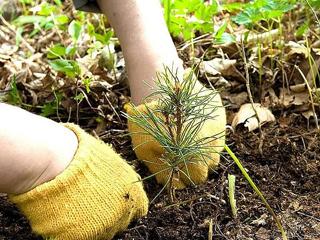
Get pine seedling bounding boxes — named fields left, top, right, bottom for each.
left=126, top=66, right=222, bottom=203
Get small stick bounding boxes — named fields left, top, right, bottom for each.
left=239, top=41, right=264, bottom=153
left=228, top=174, right=237, bottom=219
left=208, top=218, right=213, bottom=240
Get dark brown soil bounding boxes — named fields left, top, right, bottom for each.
left=1, top=117, right=319, bottom=240
left=118, top=123, right=320, bottom=240
left=0, top=194, right=42, bottom=240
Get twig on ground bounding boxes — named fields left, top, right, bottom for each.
left=208, top=218, right=213, bottom=240
left=239, top=41, right=264, bottom=153
left=295, top=65, right=319, bottom=129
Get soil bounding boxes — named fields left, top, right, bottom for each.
left=0, top=111, right=319, bottom=239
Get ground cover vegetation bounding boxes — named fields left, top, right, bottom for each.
left=0, top=0, right=319, bottom=239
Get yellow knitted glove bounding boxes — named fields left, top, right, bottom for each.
left=126, top=82, right=226, bottom=189
left=9, top=123, right=148, bottom=240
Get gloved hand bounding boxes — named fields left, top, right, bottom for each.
left=9, top=123, right=148, bottom=240
left=126, top=78, right=226, bottom=189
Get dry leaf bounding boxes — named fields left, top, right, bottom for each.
left=200, top=58, right=238, bottom=77
left=251, top=213, right=268, bottom=226
left=301, top=109, right=314, bottom=120
left=262, top=88, right=280, bottom=107
left=0, top=43, right=18, bottom=56
left=286, top=41, right=310, bottom=58
left=289, top=83, right=307, bottom=93
left=279, top=88, right=309, bottom=107
left=227, top=91, right=248, bottom=107
left=232, top=103, right=275, bottom=132
left=255, top=227, right=270, bottom=240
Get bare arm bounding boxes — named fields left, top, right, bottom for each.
left=0, top=103, right=77, bottom=194
left=97, top=0, right=183, bottom=104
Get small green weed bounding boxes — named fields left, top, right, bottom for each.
left=232, top=0, right=296, bottom=27
left=40, top=91, right=62, bottom=117
left=162, top=0, right=219, bottom=40
left=225, top=145, right=287, bottom=240
left=7, top=76, right=22, bottom=106
left=49, top=59, right=81, bottom=78
left=14, top=2, right=69, bottom=37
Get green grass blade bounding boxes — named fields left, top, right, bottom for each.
left=224, top=145, right=287, bottom=240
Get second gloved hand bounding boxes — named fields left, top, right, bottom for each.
left=9, top=124, right=148, bottom=240
left=126, top=76, right=226, bottom=189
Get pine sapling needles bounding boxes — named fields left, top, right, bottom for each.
left=126, top=66, right=221, bottom=203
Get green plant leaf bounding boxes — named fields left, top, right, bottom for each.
left=82, top=78, right=92, bottom=93
left=232, top=7, right=260, bottom=25
left=54, top=0, right=62, bottom=6
left=295, top=21, right=309, bottom=37
left=74, top=92, right=85, bottom=102
left=49, top=59, right=81, bottom=77
left=66, top=44, right=77, bottom=57
left=68, top=20, right=82, bottom=42
left=37, top=2, right=58, bottom=16
left=18, top=0, right=34, bottom=5
left=44, top=21, right=54, bottom=30
left=13, top=15, right=47, bottom=26
left=215, top=33, right=236, bottom=44
left=87, top=23, right=113, bottom=44
left=215, top=21, right=228, bottom=39
left=7, top=76, right=22, bottom=106
left=309, top=0, right=320, bottom=8
left=163, top=0, right=172, bottom=31
left=162, top=0, right=218, bottom=40
left=55, top=15, right=69, bottom=25
left=40, top=102, right=56, bottom=117
left=232, top=0, right=296, bottom=26
left=15, top=27, right=24, bottom=46
left=222, top=2, right=244, bottom=12
left=47, top=44, right=66, bottom=59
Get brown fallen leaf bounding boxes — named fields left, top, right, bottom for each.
left=301, top=109, right=315, bottom=120
left=226, top=91, right=248, bottom=108
left=231, top=103, right=275, bottom=132
left=252, top=213, right=268, bottom=226
left=286, top=41, right=310, bottom=58
left=279, top=88, right=309, bottom=107
left=199, top=58, right=239, bottom=78
left=255, top=227, right=270, bottom=240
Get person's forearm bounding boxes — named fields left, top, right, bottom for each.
left=97, top=0, right=183, bottom=104
left=0, top=103, right=77, bottom=194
